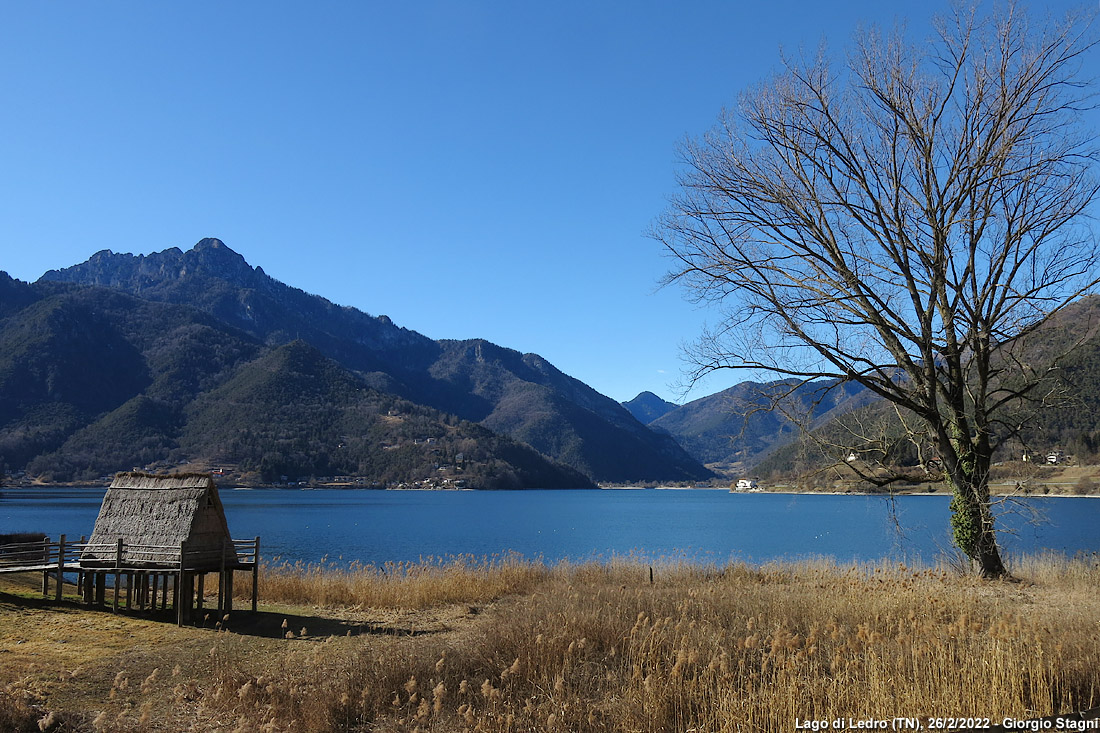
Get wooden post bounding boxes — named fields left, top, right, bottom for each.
left=113, top=539, right=123, bottom=612
left=188, top=574, right=196, bottom=623
left=252, top=537, right=260, bottom=613
left=218, top=538, right=227, bottom=614
left=95, top=572, right=106, bottom=606
left=55, top=534, right=66, bottom=602
left=41, top=536, right=50, bottom=597
left=182, top=573, right=190, bottom=624
left=180, top=574, right=189, bottom=625
left=177, top=540, right=186, bottom=626
left=83, top=568, right=94, bottom=605
left=174, top=572, right=182, bottom=626
left=161, top=573, right=169, bottom=611
left=197, top=574, right=204, bottom=612
left=77, top=535, right=86, bottom=603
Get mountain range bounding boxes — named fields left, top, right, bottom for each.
left=11, top=237, right=1098, bottom=489
left=1, top=238, right=710, bottom=486
left=624, top=379, right=875, bottom=474
left=640, top=295, right=1100, bottom=479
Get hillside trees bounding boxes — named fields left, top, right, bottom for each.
left=656, top=3, right=1099, bottom=577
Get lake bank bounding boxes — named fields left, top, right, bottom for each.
left=7, top=475, right=1100, bottom=498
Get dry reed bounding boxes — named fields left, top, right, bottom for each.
left=67, top=555, right=1100, bottom=732
left=248, top=552, right=550, bottom=609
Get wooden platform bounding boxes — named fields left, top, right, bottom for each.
left=0, top=535, right=260, bottom=625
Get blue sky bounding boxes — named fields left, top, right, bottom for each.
left=0, top=1, right=1091, bottom=404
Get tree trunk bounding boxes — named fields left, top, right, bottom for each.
left=975, top=511, right=1006, bottom=579
left=945, top=434, right=1007, bottom=578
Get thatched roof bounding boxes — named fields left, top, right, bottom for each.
left=81, top=472, right=238, bottom=569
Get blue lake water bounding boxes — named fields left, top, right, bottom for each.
left=2, top=488, right=1097, bottom=567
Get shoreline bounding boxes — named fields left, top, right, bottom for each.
left=5, top=482, right=1098, bottom=498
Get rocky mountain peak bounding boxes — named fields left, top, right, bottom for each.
left=183, top=238, right=255, bottom=284
left=41, top=238, right=260, bottom=291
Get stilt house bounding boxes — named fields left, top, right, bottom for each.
left=76, top=472, right=258, bottom=623
left=82, top=472, right=237, bottom=568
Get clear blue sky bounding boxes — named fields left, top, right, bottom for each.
left=0, top=1, right=1090, bottom=404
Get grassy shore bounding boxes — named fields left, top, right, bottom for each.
left=1, top=554, right=1098, bottom=732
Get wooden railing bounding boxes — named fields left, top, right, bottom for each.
left=0, top=536, right=261, bottom=618
left=67, top=537, right=260, bottom=570
left=0, top=535, right=81, bottom=584
left=0, top=536, right=260, bottom=580
left=0, top=536, right=67, bottom=568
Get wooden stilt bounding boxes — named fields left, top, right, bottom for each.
left=189, top=573, right=197, bottom=623
left=174, top=573, right=182, bottom=626
left=83, top=568, right=94, bottom=605
left=41, top=537, right=50, bottom=597
left=180, top=573, right=190, bottom=625
left=218, top=538, right=227, bottom=615
left=77, top=535, right=86, bottom=602
left=55, top=535, right=66, bottom=602
left=177, top=540, right=188, bottom=626
left=179, top=573, right=187, bottom=624
left=252, top=537, right=260, bottom=613
left=113, top=539, right=123, bottom=612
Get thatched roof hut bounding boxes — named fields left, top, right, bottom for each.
left=81, top=472, right=238, bottom=569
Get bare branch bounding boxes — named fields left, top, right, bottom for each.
left=656, top=2, right=1099, bottom=577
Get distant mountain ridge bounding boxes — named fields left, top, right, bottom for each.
left=0, top=274, right=589, bottom=487
left=24, top=238, right=710, bottom=483
left=622, top=391, right=677, bottom=424
left=627, top=379, right=875, bottom=474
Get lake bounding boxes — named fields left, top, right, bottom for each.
left=2, top=488, right=1098, bottom=567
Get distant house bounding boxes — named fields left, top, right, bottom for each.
left=736, top=479, right=758, bottom=490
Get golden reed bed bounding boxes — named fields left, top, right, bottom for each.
left=1, top=553, right=1097, bottom=732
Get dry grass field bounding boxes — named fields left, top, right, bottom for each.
left=1, top=554, right=1098, bottom=732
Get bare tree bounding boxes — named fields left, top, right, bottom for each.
left=656, top=3, right=1098, bottom=577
